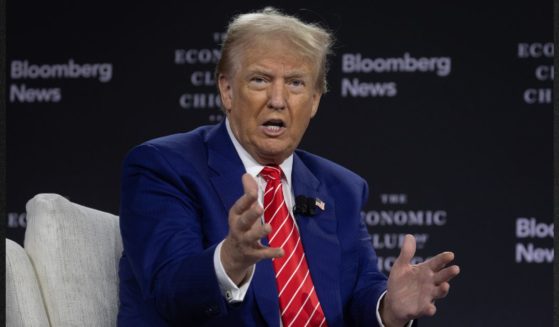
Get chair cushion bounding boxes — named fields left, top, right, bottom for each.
left=6, top=238, right=51, bottom=327
left=24, top=193, right=122, bottom=327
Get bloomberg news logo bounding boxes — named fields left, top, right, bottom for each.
left=340, top=52, right=452, bottom=98
left=9, top=59, right=113, bottom=103
left=515, top=217, right=553, bottom=264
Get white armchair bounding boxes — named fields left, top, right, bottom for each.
left=6, top=238, right=50, bottom=326
left=6, top=193, right=122, bottom=327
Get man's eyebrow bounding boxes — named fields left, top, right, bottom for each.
left=246, top=64, right=311, bottom=76
left=284, top=72, right=309, bottom=79
left=245, top=65, right=271, bottom=74
left=243, top=68, right=271, bottom=78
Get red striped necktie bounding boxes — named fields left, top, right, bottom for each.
left=260, top=166, right=327, bottom=327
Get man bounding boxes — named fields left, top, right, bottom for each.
left=118, top=7, right=459, bottom=327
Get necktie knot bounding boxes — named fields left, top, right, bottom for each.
left=260, top=166, right=282, bottom=182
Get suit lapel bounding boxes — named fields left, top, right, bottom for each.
left=206, top=122, right=281, bottom=326
left=292, top=153, right=343, bottom=326
left=207, top=122, right=245, bottom=213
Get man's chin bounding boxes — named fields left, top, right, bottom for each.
left=252, top=145, right=292, bottom=165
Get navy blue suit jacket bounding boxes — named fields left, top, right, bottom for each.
left=118, top=122, right=387, bottom=326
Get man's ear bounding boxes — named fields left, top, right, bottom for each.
left=218, top=74, right=233, bottom=113
left=310, top=91, right=322, bottom=118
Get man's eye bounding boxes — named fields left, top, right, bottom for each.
left=251, top=77, right=266, bottom=83
left=248, top=77, right=268, bottom=89
left=291, top=80, right=304, bottom=86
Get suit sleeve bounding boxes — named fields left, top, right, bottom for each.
left=119, top=144, right=229, bottom=324
left=347, top=180, right=388, bottom=326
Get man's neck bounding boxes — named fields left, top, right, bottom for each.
left=224, top=118, right=293, bottom=184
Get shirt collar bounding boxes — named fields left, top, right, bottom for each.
left=225, top=118, right=293, bottom=186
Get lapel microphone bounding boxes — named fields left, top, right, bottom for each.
left=293, top=195, right=317, bottom=216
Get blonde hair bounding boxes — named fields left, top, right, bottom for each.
left=216, top=7, right=334, bottom=93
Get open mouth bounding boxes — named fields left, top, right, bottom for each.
left=263, top=119, right=285, bottom=128
left=261, top=119, right=286, bottom=135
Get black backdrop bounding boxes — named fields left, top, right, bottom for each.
left=6, top=1, right=553, bottom=326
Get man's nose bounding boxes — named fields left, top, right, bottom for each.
left=267, top=81, right=287, bottom=110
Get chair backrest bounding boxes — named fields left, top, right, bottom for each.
left=6, top=238, right=51, bottom=327
left=24, top=193, right=122, bottom=327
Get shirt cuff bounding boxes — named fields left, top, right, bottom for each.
left=213, top=240, right=255, bottom=303
left=376, top=291, right=414, bottom=327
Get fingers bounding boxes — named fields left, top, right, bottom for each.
left=222, top=174, right=288, bottom=284
left=235, top=202, right=263, bottom=231
left=226, top=173, right=285, bottom=263
left=385, top=243, right=458, bottom=321
left=255, top=245, right=285, bottom=260
left=432, top=282, right=450, bottom=300
left=395, top=234, right=416, bottom=265
left=424, top=303, right=437, bottom=317
left=243, top=223, right=284, bottom=259
left=231, top=174, right=258, bottom=215
left=242, top=173, right=258, bottom=199
left=230, top=174, right=261, bottom=230
left=244, top=222, right=271, bottom=243
left=426, top=251, right=455, bottom=271
left=434, top=264, right=460, bottom=284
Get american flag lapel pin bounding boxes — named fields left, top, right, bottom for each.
left=315, top=198, right=325, bottom=211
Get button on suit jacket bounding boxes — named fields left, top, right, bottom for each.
left=118, top=121, right=387, bottom=326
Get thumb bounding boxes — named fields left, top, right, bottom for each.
left=395, top=234, right=416, bottom=266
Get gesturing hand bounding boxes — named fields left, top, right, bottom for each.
left=381, top=234, right=460, bottom=327
left=221, top=173, right=284, bottom=285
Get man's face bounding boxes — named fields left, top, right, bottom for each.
left=219, top=38, right=322, bottom=165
